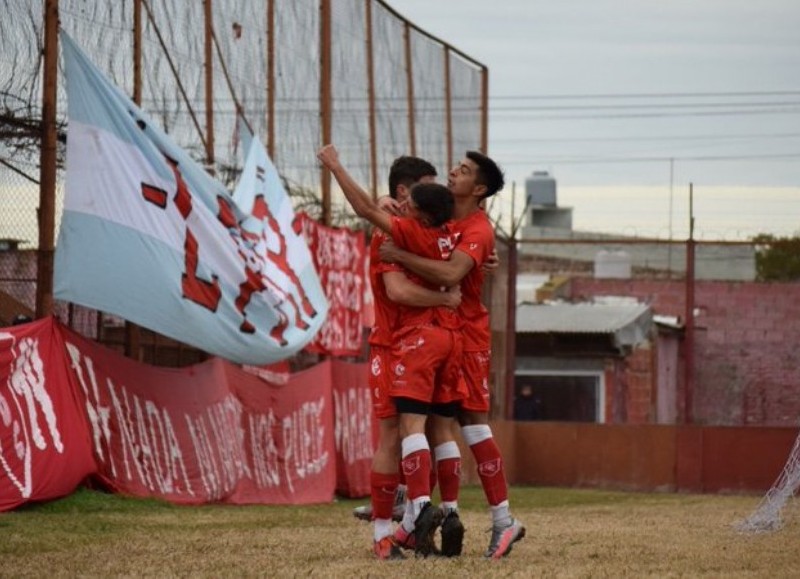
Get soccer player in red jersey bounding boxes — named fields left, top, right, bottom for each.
left=318, top=144, right=466, bottom=558
left=379, top=151, right=526, bottom=559
left=359, top=156, right=461, bottom=560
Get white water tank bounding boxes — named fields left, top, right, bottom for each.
left=525, top=171, right=556, bottom=207
left=594, top=250, right=631, bottom=279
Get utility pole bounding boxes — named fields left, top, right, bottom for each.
left=684, top=183, right=695, bottom=423
left=667, top=157, right=674, bottom=278
left=36, top=0, right=59, bottom=318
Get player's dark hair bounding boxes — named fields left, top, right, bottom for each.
left=388, top=156, right=437, bottom=199
left=466, top=150, right=505, bottom=199
left=411, top=182, right=454, bottom=227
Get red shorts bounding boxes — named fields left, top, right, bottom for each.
left=389, top=325, right=465, bottom=405
left=460, top=349, right=491, bottom=413
left=368, top=345, right=396, bottom=419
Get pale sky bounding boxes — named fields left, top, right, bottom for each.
left=388, top=0, right=800, bottom=238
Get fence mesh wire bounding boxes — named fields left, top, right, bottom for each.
left=736, top=429, right=800, bottom=533
left=0, top=0, right=486, bottom=336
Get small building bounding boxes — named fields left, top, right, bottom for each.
left=514, top=299, right=670, bottom=424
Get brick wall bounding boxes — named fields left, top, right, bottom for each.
left=572, top=279, right=800, bottom=426
left=625, top=344, right=654, bottom=424
left=601, top=345, right=655, bottom=425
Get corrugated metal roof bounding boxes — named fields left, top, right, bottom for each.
left=516, top=301, right=652, bottom=348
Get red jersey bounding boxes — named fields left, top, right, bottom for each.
left=451, top=209, right=494, bottom=351
left=367, top=229, right=402, bottom=347
left=389, top=216, right=461, bottom=331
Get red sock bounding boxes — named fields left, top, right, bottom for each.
left=401, top=449, right=432, bottom=501
left=470, top=438, right=508, bottom=506
left=371, top=471, right=399, bottom=520
left=436, top=457, right=461, bottom=503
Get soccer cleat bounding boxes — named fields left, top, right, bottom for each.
left=353, top=487, right=406, bottom=522
left=413, top=502, right=443, bottom=558
left=439, top=509, right=465, bottom=557
left=393, top=524, right=415, bottom=550
left=485, top=518, right=526, bottom=559
left=373, top=536, right=406, bottom=560
left=352, top=504, right=372, bottom=521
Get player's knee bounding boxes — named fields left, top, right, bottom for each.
left=457, top=409, right=488, bottom=427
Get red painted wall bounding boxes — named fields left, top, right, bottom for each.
left=459, top=421, right=800, bottom=493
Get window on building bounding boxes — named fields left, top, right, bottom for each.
left=514, top=373, right=603, bottom=423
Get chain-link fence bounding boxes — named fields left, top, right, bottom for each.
left=0, top=0, right=486, bottom=344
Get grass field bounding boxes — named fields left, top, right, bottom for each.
left=1, top=485, right=799, bottom=578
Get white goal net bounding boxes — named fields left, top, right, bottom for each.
left=736, top=429, right=800, bottom=533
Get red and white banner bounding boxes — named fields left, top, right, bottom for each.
left=62, top=326, right=336, bottom=505
left=0, top=318, right=95, bottom=512
left=331, top=360, right=378, bottom=497
left=296, top=213, right=367, bottom=357
left=1, top=318, right=377, bottom=511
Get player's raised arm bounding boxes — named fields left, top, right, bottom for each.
left=317, top=144, right=392, bottom=233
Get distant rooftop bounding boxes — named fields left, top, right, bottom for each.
left=516, top=300, right=652, bottom=350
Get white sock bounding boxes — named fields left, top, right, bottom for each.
left=441, top=501, right=458, bottom=512
left=434, top=441, right=461, bottom=461
left=401, top=432, right=429, bottom=458
left=461, top=424, right=492, bottom=446
left=491, top=500, right=512, bottom=528
left=401, top=499, right=415, bottom=532
left=412, top=496, right=431, bottom=520
left=373, top=518, right=393, bottom=541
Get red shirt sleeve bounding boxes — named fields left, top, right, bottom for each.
left=370, top=229, right=402, bottom=274
left=454, top=216, right=494, bottom=268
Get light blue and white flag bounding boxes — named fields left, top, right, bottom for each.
left=55, top=33, right=327, bottom=364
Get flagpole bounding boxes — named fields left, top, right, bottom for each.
left=36, top=0, right=59, bottom=318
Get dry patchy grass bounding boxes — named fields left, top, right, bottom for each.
left=1, top=486, right=799, bottom=578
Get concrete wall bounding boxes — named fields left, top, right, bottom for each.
left=519, top=227, right=757, bottom=280
left=459, top=421, right=799, bottom=493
